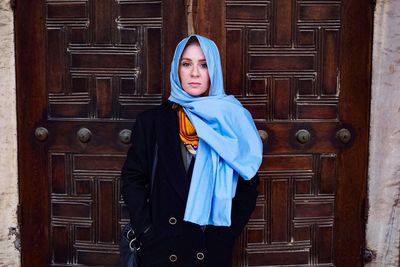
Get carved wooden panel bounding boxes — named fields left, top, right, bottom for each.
left=243, top=153, right=336, bottom=266
left=18, top=0, right=371, bottom=266
left=226, top=0, right=342, bottom=266
left=226, top=0, right=340, bottom=123
left=45, top=1, right=164, bottom=266
left=46, top=0, right=163, bottom=120
left=50, top=153, right=128, bottom=265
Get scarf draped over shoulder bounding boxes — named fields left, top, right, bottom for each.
left=168, top=34, right=263, bottom=226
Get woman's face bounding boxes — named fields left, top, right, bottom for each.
left=178, top=43, right=210, bottom=96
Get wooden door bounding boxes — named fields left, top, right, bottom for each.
left=221, top=0, right=372, bottom=266
left=16, top=0, right=185, bottom=266
left=16, top=0, right=372, bottom=266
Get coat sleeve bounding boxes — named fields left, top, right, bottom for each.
left=120, top=114, right=154, bottom=237
left=229, top=173, right=260, bottom=237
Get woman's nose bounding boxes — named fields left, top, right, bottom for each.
left=191, top=66, right=200, bottom=77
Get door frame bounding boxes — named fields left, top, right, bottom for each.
left=15, top=0, right=373, bottom=266
left=16, top=1, right=48, bottom=265
left=334, top=0, right=373, bottom=264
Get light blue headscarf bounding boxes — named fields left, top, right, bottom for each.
left=168, top=34, right=263, bottom=226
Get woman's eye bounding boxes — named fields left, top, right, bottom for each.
left=182, top=62, right=191, bottom=67
left=201, top=63, right=208, bottom=69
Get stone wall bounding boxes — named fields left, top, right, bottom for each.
left=366, top=0, right=400, bottom=266
left=0, top=0, right=20, bottom=266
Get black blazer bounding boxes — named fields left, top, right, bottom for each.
left=121, top=101, right=259, bottom=267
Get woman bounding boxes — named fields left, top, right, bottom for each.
left=121, top=34, right=263, bottom=267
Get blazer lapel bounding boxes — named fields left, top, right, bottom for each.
left=156, top=102, right=190, bottom=202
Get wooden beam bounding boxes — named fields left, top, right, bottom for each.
left=163, top=0, right=187, bottom=99
left=194, top=0, right=226, bottom=84
left=186, top=0, right=195, bottom=34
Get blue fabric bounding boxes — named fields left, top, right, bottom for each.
left=168, top=34, right=263, bottom=226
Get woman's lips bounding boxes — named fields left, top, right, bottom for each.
left=188, top=82, right=201, bottom=87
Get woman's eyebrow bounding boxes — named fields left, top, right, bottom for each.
left=180, top=58, right=207, bottom=61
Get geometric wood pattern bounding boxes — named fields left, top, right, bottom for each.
left=226, top=0, right=340, bottom=123
left=45, top=0, right=343, bottom=265
left=50, top=153, right=128, bottom=266
left=243, top=153, right=336, bottom=266
left=46, top=0, right=163, bottom=120
left=14, top=0, right=370, bottom=266
left=226, top=1, right=341, bottom=266
left=45, top=1, right=164, bottom=266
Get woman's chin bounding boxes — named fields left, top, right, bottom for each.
left=184, top=89, right=208, bottom=97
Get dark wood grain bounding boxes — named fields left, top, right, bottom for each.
left=195, top=0, right=226, bottom=79
left=162, top=0, right=186, bottom=100
left=225, top=0, right=372, bottom=266
left=16, top=0, right=372, bottom=266
left=15, top=0, right=49, bottom=266
left=335, top=0, right=373, bottom=265
left=17, top=0, right=175, bottom=266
